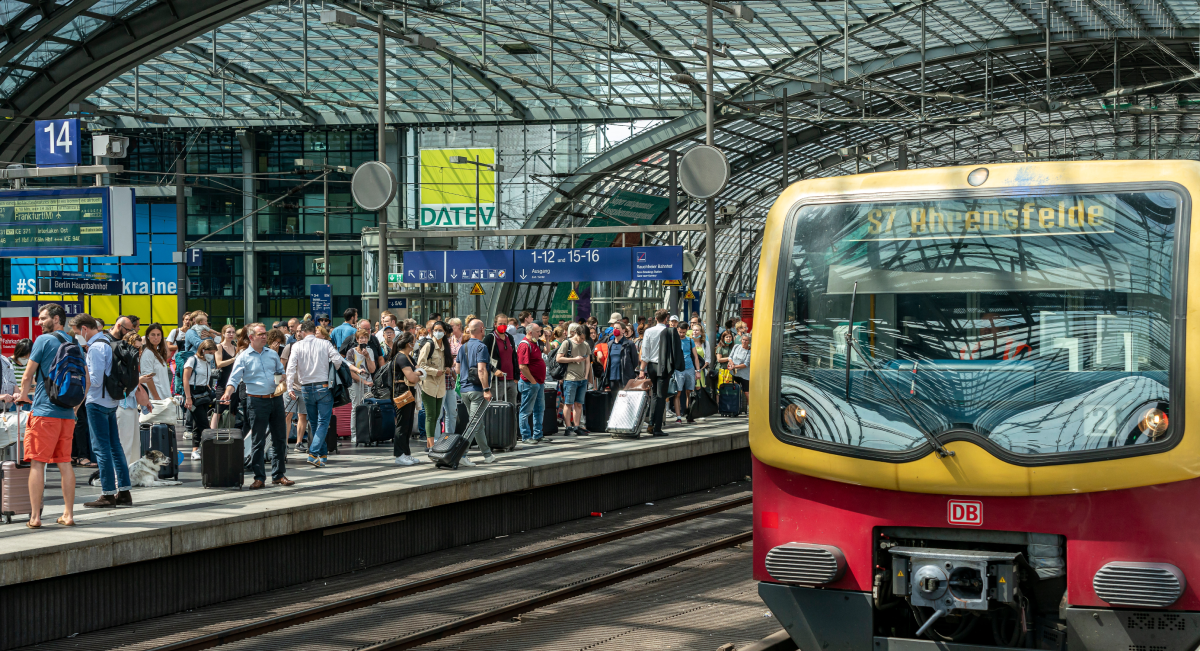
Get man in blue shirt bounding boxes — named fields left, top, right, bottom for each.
left=455, top=319, right=496, bottom=465
left=80, top=314, right=136, bottom=508
left=221, top=323, right=291, bottom=489
left=330, top=308, right=358, bottom=349
left=184, top=312, right=216, bottom=353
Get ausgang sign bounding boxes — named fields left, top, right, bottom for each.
left=419, top=147, right=498, bottom=228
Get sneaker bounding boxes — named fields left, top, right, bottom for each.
left=459, top=456, right=477, bottom=467
left=675, top=417, right=684, bottom=424
left=576, top=428, right=589, bottom=436
left=296, top=445, right=308, bottom=453
left=530, top=438, right=541, bottom=445
left=665, top=409, right=676, bottom=419
left=317, top=458, right=328, bottom=468
left=307, top=454, right=320, bottom=467
left=482, top=455, right=498, bottom=464
left=395, top=455, right=418, bottom=466
left=190, top=449, right=201, bottom=460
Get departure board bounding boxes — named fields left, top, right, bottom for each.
left=0, top=187, right=134, bottom=258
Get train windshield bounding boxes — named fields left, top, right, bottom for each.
left=776, top=190, right=1179, bottom=457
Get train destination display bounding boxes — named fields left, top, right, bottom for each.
left=0, top=187, right=135, bottom=258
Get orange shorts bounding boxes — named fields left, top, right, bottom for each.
left=24, top=415, right=75, bottom=465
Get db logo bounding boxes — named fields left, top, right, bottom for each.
left=948, top=500, right=982, bottom=526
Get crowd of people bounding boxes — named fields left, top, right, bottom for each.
left=11, top=300, right=753, bottom=527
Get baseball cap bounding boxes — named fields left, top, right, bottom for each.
left=669, top=314, right=680, bottom=322
left=608, top=311, right=622, bottom=324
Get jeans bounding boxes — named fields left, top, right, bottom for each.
left=518, top=380, right=544, bottom=441
left=86, top=404, right=130, bottom=495
left=460, top=391, right=493, bottom=457
left=561, top=379, right=588, bottom=404
left=301, top=384, right=334, bottom=457
left=438, top=388, right=458, bottom=436
left=247, top=395, right=288, bottom=482
left=421, top=393, right=444, bottom=439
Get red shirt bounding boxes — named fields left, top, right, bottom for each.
left=517, top=339, right=546, bottom=384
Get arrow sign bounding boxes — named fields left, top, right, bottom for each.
left=514, top=247, right=632, bottom=282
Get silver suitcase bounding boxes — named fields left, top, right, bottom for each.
left=608, top=390, right=648, bottom=438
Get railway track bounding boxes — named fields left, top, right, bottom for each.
left=147, top=495, right=752, bottom=651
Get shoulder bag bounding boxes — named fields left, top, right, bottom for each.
left=391, top=355, right=416, bottom=410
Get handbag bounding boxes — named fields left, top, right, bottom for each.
left=623, top=378, right=652, bottom=391
left=390, top=356, right=416, bottom=409
left=139, top=398, right=181, bottom=425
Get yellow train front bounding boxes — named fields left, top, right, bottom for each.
left=750, top=161, right=1200, bottom=651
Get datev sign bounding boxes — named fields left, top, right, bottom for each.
left=419, top=148, right=498, bottom=228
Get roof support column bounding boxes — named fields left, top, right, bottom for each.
left=238, top=130, right=257, bottom=323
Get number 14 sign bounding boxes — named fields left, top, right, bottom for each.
left=35, top=118, right=81, bottom=167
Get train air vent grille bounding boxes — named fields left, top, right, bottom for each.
left=764, top=543, right=845, bottom=585
left=1094, top=562, right=1185, bottom=608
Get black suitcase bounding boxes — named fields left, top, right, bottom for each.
left=355, top=399, right=394, bottom=446
left=718, top=383, right=743, bottom=417
left=485, top=377, right=517, bottom=451
left=541, top=386, right=558, bottom=435
left=689, top=384, right=719, bottom=419
left=584, top=390, right=609, bottom=433
left=200, top=429, right=244, bottom=488
left=139, top=423, right=178, bottom=480
left=326, top=413, right=340, bottom=454
left=428, top=434, right=470, bottom=469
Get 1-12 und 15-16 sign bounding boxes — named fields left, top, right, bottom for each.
left=0, top=187, right=135, bottom=257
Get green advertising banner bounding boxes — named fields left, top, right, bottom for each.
left=573, top=190, right=669, bottom=247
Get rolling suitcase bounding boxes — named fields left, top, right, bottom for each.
left=484, top=377, right=517, bottom=452
left=355, top=398, right=394, bottom=446
left=429, top=402, right=484, bottom=469
left=718, top=383, right=743, bottom=417
left=326, top=413, right=340, bottom=454
left=140, top=423, right=179, bottom=480
left=200, top=429, right=244, bottom=489
left=1, top=410, right=32, bottom=524
left=541, top=385, right=558, bottom=435
left=334, top=404, right=352, bottom=438
left=584, top=390, right=609, bottom=433
left=608, top=389, right=649, bottom=438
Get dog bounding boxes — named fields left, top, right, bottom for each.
left=88, top=450, right=182, bottom=487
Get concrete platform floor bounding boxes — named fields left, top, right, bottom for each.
left=0, top=414, right=748, bottom=589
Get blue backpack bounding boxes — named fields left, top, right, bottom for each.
left=41, top=331, right=87, bottom=409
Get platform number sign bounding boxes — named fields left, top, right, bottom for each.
left=34, top=118, right=82, bottom=167
left=947, top=500, right=982, bottom=526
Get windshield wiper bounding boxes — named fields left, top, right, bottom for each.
left=842, top=282, right=955, bottom=458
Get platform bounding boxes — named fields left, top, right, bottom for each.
left=0, top=417, right=748, bottom=590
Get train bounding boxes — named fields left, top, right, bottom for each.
left=750, top=161, right=1199, bottom=651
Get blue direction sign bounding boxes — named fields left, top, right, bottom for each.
left=631, top=246, right=683, bottom=280
left=310, top=284, right=331, bottom=319
left=445, top=250, right=513, bottom=283
left=35, top=118, right=82, bottom=167
left=514, top=247, right=632, bottom=282
left=403, top=250, right=514, bottom=283
left=388, top=298, right=408, bottom=309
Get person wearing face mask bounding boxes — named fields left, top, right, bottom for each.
left=183, top=340, right=219, bottom=460
left=481, top=314, right=520, bottom=435
left=9, top=338, right=32, bottom=407
left=603, top=322, right=640, bottom=412
left=416, top=321, right=453, bottom=453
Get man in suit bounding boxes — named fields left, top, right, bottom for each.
left=637, top=309, right=684, bottom=436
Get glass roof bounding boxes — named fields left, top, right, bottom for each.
left=4, top=0, right=1199, bottom=303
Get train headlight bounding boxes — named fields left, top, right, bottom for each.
left=782, top=404, right=807, bottom=431
left=1139, top=407, right=1169, bottom=438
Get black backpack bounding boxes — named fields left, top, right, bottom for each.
left=101, top=333, right=141, bottom=400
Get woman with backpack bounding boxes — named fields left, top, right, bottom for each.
left=183, top=340, right=218, bottom=460
left=415, top=321, right=452, bottom=452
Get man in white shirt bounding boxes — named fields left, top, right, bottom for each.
left=285, top=320, right=343, bottom=468
left=375, top=311, right=398, bottom=344
left=638, top=309, right=671, bottom=436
